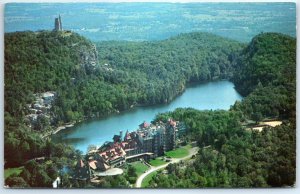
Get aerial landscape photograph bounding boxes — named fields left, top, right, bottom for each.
left=3, top=1, right=296, bottom=189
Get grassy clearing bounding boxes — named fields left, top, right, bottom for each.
left=4, top=166, right=24, bottom=180
left=149, top=158, right=167, bottom=167
left=165, top=146, right=190, bottom=158
left=184, top=144, right=192, bottom=149
left=141, top=171, right=157, bottom=188
left=130, top=161, right=149, bottom=176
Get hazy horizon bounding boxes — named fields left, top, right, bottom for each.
left=4, top=2, right=296, bottom=42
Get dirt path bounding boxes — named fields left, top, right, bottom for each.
left=135, top=146, right=199, bottom=188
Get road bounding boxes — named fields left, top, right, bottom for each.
left=135, top=146, right=199, bottom=188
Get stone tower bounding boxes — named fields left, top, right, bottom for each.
left=54, top=14, right=62, bottom=31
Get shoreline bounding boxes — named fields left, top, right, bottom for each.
left=41, top=122, right=75, bottom=139
left=53, top=122, right=75, bottom=134
left=47, top=79, right=236, bottom=140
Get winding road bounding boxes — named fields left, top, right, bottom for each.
left=135, top=146, right=199, bottom=188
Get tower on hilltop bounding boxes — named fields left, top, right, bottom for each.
left=54, top=14, right=62, bottom=31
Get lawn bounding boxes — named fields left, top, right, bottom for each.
left=149, top=158, right=167, bottom=167
left=4, top=166, right=24, bottom=180
left=130, top=161, right=149, bottom=176
left=165, top=145, right=190, bottom=158
left=184, top=144, right=192, bottom=149
left=141, top=171, right=157, bottom=187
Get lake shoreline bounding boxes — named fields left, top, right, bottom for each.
left=51, top=80, right=242, bottom=152
left=50, top=79, right=222, bottom=136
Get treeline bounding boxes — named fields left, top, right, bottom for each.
left=148, top=32, right=296, bottom=188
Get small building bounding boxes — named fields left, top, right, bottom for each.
left=26, top=114, right=38, bottom=122
left=33, top=103, right=44, bottom=110
left=42, top=92, right=55, bottom=105
left=52, top=177, right=61, bottom=188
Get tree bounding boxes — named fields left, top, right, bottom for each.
left=20, top=169, right=31, bottom=183
left=252, top=112, right=263, bottom=124
left=5, top=176, right=29, bottom=188
left=127, top=165, right=137, bottom=178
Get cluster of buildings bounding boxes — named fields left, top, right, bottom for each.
left=25, top=91, right=56, bottom=129
left=72, top=119, right=186, bottom=180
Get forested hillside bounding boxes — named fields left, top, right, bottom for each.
left=148, top=33, right=296, bottom=188
left=152, top=108, right=295, bottom=187
left=5, top=31, right=243, bottom=128
left=232, top=33, right=296, bottom=96
left=231, top=33, right=296, bottom=121
left=93, top=33, right=243, bottom=108
left=5, top=31, right=99, bottom=124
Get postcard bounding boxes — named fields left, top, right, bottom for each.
left=3, top=1, right=296, bottom=188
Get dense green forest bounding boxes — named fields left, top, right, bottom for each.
left=5, top=31, right=242, bottom=125
left=96, top=32, right=243, bottom=106
left=151, top=109, right=295, bottom=187
left=231, top=33, right=296, bottom=122
left=148, top=33, right=296, bottom=188
left=4, top=31, right=296, bottom=188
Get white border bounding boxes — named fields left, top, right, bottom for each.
left=0, top=1, right=299, bottom=194
left=0, top=0, right=298, bottom=3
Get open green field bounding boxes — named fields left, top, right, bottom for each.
left=130, top=161, right=149, bottom=176
left=165, top=145, right=191, bottom=158
left=142, top=171, right=157, bottom=187
left=184, top=144, right=192, bottom=149
left=149, top=158, right=167, bottom=167
left=4, top=167, right=24, bottom=180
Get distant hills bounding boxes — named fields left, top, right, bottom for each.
left=5, top=3, right=296, bottom=42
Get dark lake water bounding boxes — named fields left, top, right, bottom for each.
left=53, top=80, right=242, bottom=152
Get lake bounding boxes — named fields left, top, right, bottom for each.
left=53, top=80, right=242, bottom=153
